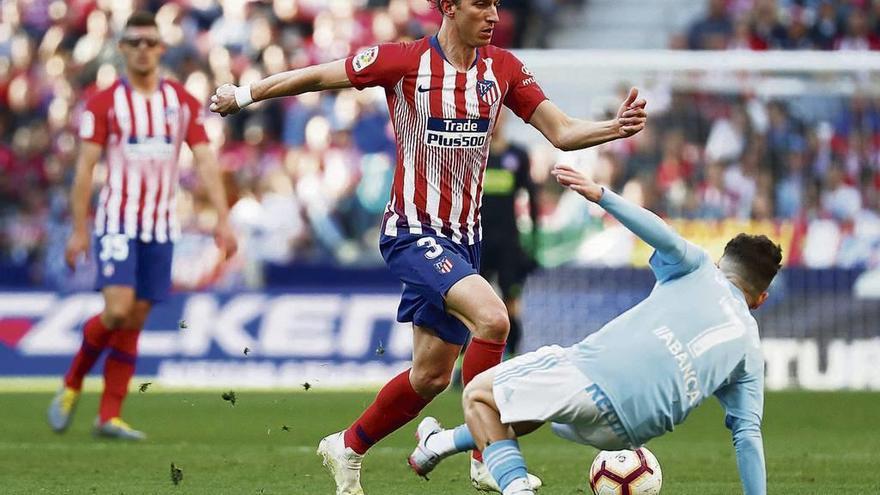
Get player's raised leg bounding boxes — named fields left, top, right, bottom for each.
left=319, top=230, right=498, bottom=494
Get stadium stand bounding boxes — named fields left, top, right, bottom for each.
left=1, top=0, right=878, bottom=290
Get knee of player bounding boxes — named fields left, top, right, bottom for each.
left=475, top=306, right=510, bottom=340
left=102, top=307, right=131, bottom=330
left=103, top=294, right=135, bottom=328
left=462, top=382, right=477, bottom=409
left=462, top=377, right=491, bottom=408
left=126, top=305, right=151, bottom=330
left=410, top=369, right=452, bottom=397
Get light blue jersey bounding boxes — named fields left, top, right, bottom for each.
left=566, top=189, right=766, bottom=495
left=568, top=243, right=764, bottom=445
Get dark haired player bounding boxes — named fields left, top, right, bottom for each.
left=48, top=11, right=237, bottom=440
left=409, top=164, right=781, bottom=495
left=209, top=0, right=646, bottom=492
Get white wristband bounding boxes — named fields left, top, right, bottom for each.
left=234, top=84, right=254, bottom=109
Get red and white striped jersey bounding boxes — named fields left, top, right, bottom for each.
left=345, top=37, right=547, bottom=245
left=79, top=78, right=209, bottom=244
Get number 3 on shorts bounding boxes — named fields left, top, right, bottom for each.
left=99, top=234, right=130, bottom=262
left=417, top=236, right=444, bottom=260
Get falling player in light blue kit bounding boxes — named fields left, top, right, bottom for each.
left=407, top=164, right=782, bottom=495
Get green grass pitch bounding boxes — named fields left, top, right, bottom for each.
left=0, top=389, right=878, bottom=494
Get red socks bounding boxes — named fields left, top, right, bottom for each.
left=340, top=337, right=506, bottom=456
left=62, top=312, right=142, bottom=422
left=64, top=314, right=112, bottom=391
left=462, top=336, right=506, bottom=462
left=343, top=369, right=431, bottom=455
left=462, top=336, right=506, bottom=385
left=99, top=329, right=140, bottom=422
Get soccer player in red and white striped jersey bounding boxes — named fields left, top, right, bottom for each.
left=48, top=11, right=237, bottom=440
left=211, top=1, right=646, bottom=492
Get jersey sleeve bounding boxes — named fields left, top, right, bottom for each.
left=79, top=95, right=109, bottom=146
left=715, top=360, right=766, bottom=495
left=714, top=358, right=764, bottom=425
left=648, top=241, right=710, bottom=284
left=597, top=188, right=703, bottom=283
left=182, top=91, right=210, bottom=147
left=501, top=52, right=547, bottom=122
left=345, top=43, right=412, bottom=90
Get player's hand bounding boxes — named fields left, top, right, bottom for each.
left=551, top=164, right=604, bottom=202
left=209, top=84, right=240, bottom=117
left=65, top=229, right=90, bottom=271
left=213, top=220, right=238, bottom=261
left=615, top=87, right=647, bottom=138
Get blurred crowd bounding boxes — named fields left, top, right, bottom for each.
left=679, top=0, right=880, bottom=50
left=0, top=0, right=572, bottom=287
left=519, top=83, right=880, bottom=269
left=1, top=0, right=878, bottom=289
left=583, top=87, right=880, bottom=225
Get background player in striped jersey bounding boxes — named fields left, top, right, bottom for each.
left=210, top=1, right=646, bottom=493
left=47, top=11, right=237, bottom=440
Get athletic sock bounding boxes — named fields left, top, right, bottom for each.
left=425, top=424, right=477, bottom=456
left=343, top=369, right=431, bottom=455
left=483, top=439, right=530, bottom=494
left=462, top=336, right=506, bottom=462
left=99, top=329, right=140, bottom=422
left=64, top=314, right=112, bottom=391
left=462, top=336, right=507, bottom=385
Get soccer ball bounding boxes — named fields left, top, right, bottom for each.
left=589, top=447, right=662, bottom=495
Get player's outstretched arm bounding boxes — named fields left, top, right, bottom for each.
left=209, top=59, right=352, bottom=116
left=65, top=142, right=103, bottom=270
left=551, top=164, right=686, bottom=261
left=528, top=88, right=647, bottom=151
left=728, top=416, right=767, bottom=495
left=716, top=371, right=766, bottom=495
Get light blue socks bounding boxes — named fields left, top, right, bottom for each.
left=483, top=439, right=529, bottom=493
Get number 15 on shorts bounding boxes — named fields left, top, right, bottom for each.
left=99, top=234, right=130, bottom=262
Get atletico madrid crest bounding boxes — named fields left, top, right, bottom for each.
left=477, top=79, right=499, bottom=106
left=434, top=257, right=454, bottom=274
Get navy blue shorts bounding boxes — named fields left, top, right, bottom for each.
left=380, top=233, right=481, bottom=345
left=94, top=233, right=174, bottom=302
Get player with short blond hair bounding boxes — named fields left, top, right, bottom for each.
left=210, top=1, right=646, bottom=492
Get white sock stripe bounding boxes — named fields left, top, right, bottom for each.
left=484, top=440, right=518, bottom=455
left=487, top=450, right=522, bottom=466
left=485, top=449, right=522, bottom=469
left=485, top=443, right=522, bottom=458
